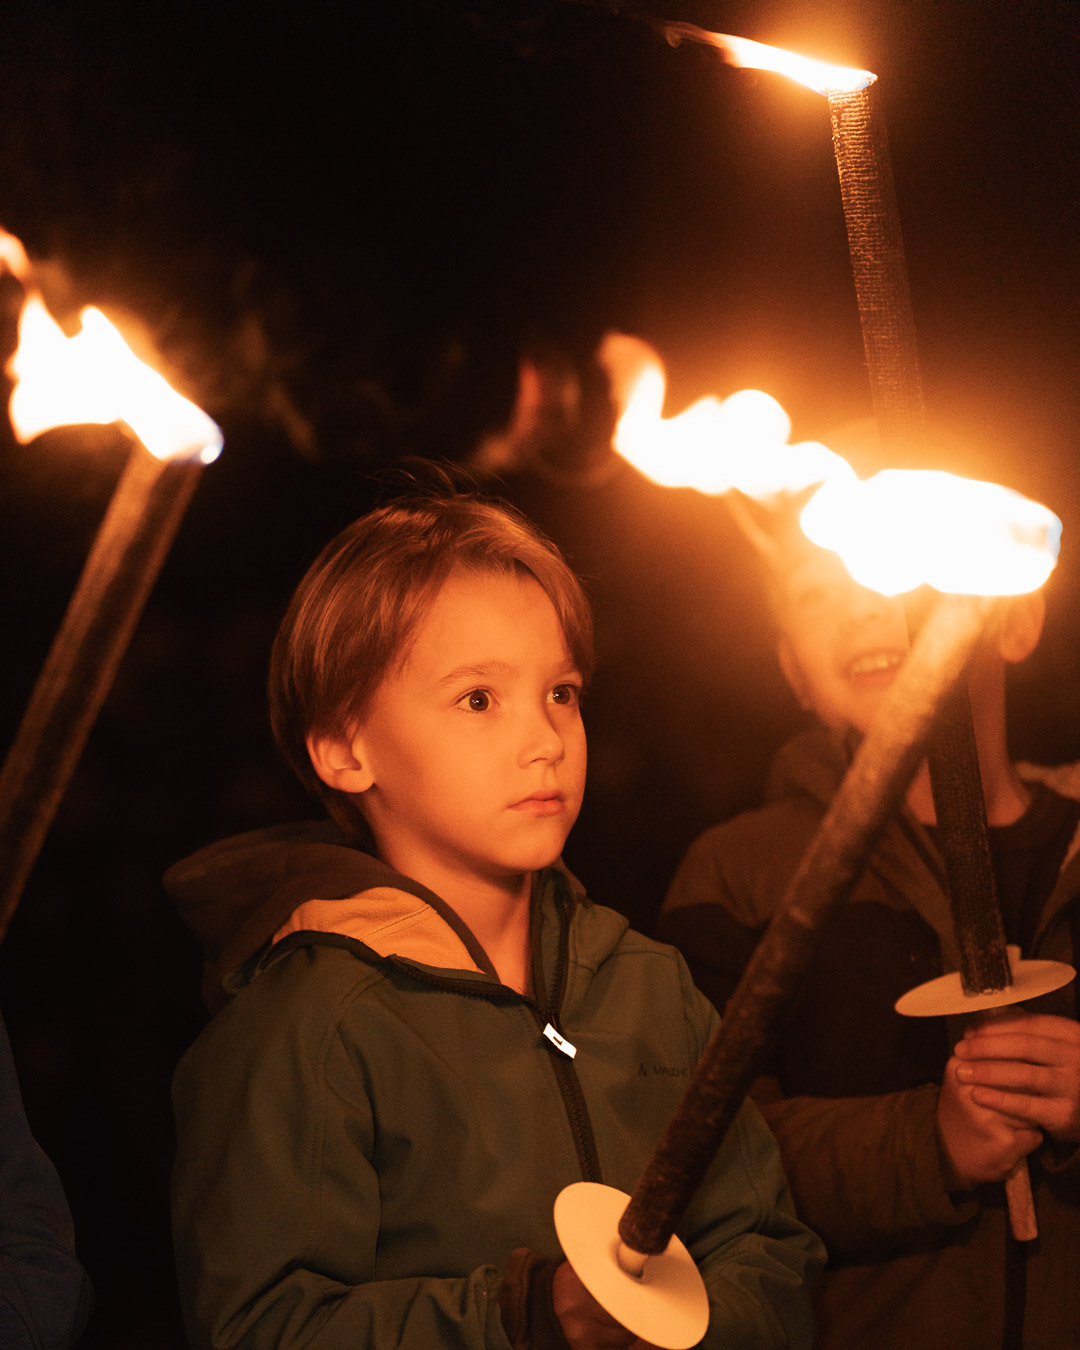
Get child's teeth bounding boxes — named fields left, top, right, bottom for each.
left=849, top=653, right=900, bottom=676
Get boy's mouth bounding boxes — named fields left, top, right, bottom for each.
left=845, top=650, right=905, bottom=680
left=510, top=790, right=565, bottom=816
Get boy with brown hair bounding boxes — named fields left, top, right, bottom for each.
left=659, top=538, right=1080, bottom=1349
left=167, top=487, right=823, bottom=1350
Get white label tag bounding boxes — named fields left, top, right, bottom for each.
left=543, top=1022, right=577, bottom=1059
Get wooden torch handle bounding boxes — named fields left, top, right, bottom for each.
left=0, top=444, right=203, bottom=940
left=974, top=1009, right=1038, bottom=1242
left=1005, top=1158, right=1038, bottom=1242
left=616, top=593, right=993, bottom=1259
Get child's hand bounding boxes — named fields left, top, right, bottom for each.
left=954, top=1011, right=1080, bottom=1144
left=551, top=1262, right=658, bottom=1349
left=937, top=1039, right=1042, bottom=1192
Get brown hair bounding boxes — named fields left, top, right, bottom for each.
left=268, top=489, right=595, bottom=839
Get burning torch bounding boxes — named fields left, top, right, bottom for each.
left=657, top=29, right=1060, bottom=1238
left=0, top=227, right=222, bottom=938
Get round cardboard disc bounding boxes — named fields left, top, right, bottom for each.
left=895, top=959, right=1075, bottom=1018
left=553, top=1182, right=710, bottom=1350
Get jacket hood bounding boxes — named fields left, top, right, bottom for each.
left=164, top=819, right=588, bottom=1011
left=762, top=727, right=1080, bottom=948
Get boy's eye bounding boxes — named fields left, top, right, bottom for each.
left=462, top=689, right=491, bottom=712
left=550, top=684, right=581, bottom=707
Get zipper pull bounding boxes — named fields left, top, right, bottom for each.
left=543, top=1022, right=577, bottom=1059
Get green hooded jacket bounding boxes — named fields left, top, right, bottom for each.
left=167, top=822, right=823, bottom=1350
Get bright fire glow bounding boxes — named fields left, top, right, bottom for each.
left=601, top=333, right=1060, bottom=598
left=665, top=22, right=875, bottom=95
left=0, top=227, right=31, bottom=282
left=802, top=469, right=1060, bottom=596
left=599, top=331, right=853, bottom=501
left=2, top=228, right=222, bottom=464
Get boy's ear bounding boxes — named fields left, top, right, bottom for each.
left=997, top=591, right=1046, bottom=665
left=306, top=731, right=375, bottom=794
left=777, top=637, right=813, bottom=711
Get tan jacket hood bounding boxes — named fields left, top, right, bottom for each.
left=164, top=819, right=538, bottom=1011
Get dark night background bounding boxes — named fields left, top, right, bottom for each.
left=0, top=1, right=1077, bottom=1344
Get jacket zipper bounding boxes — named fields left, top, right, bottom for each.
left=389, top=891, right=604, bottom=1184
left=529, top=885, right=602, bottom=1184
left=529, top=1003, right=601, bottom=1183
left=342, top=897, right=604, bottom=1185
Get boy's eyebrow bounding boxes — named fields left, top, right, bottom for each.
left=434, top=660, right=515, bottom=688
left=434, top=659, right=583, bottom=689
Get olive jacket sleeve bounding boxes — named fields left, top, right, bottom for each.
left=669, top=960, right=825, bottom=1347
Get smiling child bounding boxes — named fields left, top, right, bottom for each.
left=167, top=487, right=823, bottom=1350
left=659, top=533, right=1080, bottom=1350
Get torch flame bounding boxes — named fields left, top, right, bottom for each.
left=802, top=470, right=1060, bottom=597
left=599, top=332, right=853, bottom=501
left=0, top=228, right=31, bottom=283
left=2, top=227, right=221, bottom=465
left=601, top=333, right=1060, bottom=598
left=665, top=22, right=875, bottom=96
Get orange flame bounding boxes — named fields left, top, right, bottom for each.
left=801, top=470, right=1060, bottom=597
left=2, top=227, right=222, bottom=465
left=0, top=228, right=31, bottom=283
left=600, top=333, right=1060, bottom=598
left=599, top=332, right=852, bottom=501
left=665, top=22, right=875, bottom=96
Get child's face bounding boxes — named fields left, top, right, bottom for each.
left=776, top=548, right=910, bottom=736
left=351, top=567, right=586, bottom=898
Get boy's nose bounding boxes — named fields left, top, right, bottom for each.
left=519, top=706, right=565, bottom=766
left=842, top=584, right=900, bottom=629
